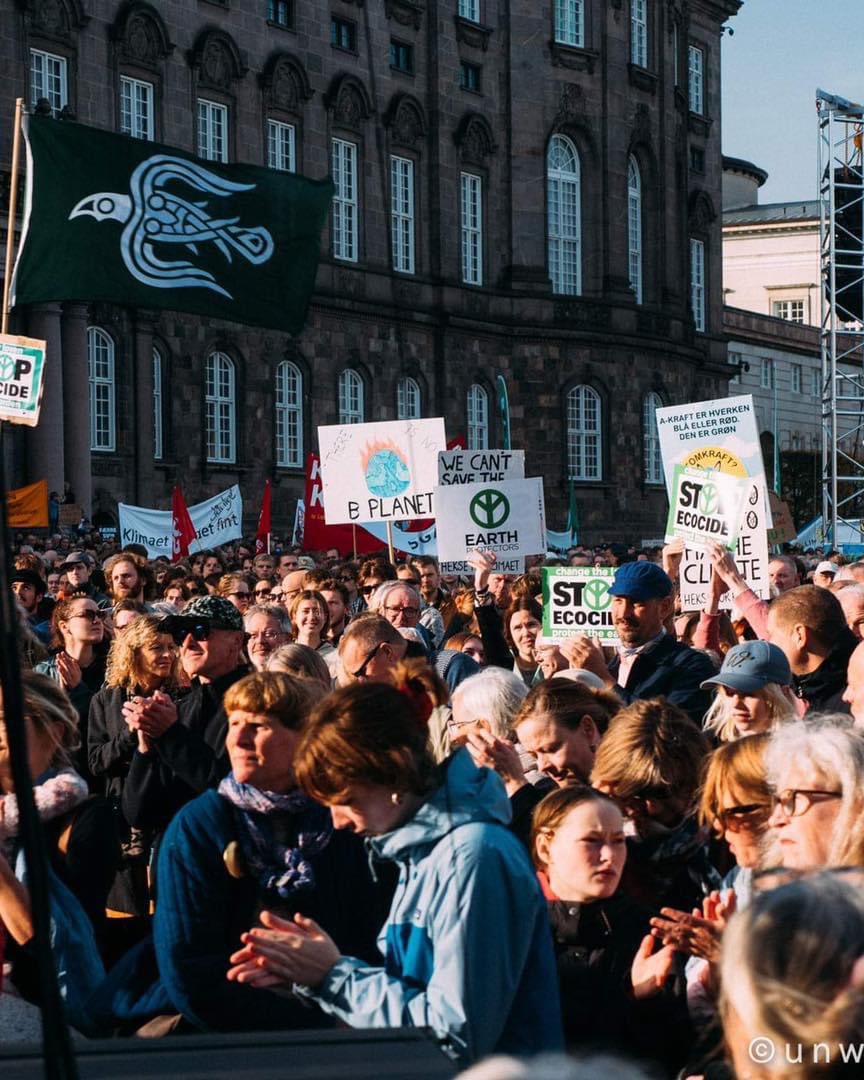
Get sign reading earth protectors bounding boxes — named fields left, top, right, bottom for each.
left=665, top=465, right=749, bottom=551
left=317, top=418, right=446, bottom=524
left=435, top=477, right=546, bottom=563
left=542, top=567, right=619, bottom=645
left=0, top=334, right=46, bottom=426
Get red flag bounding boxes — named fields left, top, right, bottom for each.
left=171, top=485, right=196, bottom=562
left=256, top=479, right=272, bottom=555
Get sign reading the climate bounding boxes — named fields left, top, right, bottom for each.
left=317, top=418, right=446, bottom=524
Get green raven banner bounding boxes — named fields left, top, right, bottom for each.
left=11, top=114, right=333, bottom=333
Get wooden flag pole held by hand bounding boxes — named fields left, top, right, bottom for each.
left=2, top=98, right=24, bottom=337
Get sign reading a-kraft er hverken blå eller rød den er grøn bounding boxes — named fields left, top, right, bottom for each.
left=665, top=465, right=750, bottom=552
left=434, top=477, right=546, bottom=563
left=317, top=418, right=446, bottom=525
left=0, top=334, right=47, bottom=427
left=541, top=566, right=620, bottom=646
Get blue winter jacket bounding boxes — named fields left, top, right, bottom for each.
left=298, top=749, right=563, bottom=1066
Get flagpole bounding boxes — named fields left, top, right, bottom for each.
left=2, top=98, right=24, bottom=337
left=386, top=520, right=395, bottom=565
left=352, top=524, right=357, bottom=561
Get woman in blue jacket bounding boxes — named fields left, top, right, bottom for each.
left=228, top=681, right=563, bottom=1067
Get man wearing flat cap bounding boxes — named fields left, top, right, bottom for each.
left=121, top=596, right=249, bottom=831
left=61, top=551, right=109, bottom=606
left=562, top=561, right=716, bottom=725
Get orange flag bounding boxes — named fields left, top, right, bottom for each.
left=7, top=479, right=48, bottom=528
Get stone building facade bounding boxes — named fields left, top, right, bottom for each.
left=0, top=0, right=740, bottom=543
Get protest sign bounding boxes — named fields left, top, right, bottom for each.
left=318, top=418, right=446, bottom=525
left=541, top=566, right=619, bottom=645
left=665, top=465, right=749, bottom=551
left=0, top=334, right=46, bottom=426
left=119, top=485, right=243, bottom=558
left=767, top=491, right=797, bottom=545
left=437, top=449, right=525, bottom=486
left=435, top=477, right=546, bottom=562
left=439, top=555, right=525, bottom=577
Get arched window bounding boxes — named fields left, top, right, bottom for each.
left=153, top=347, right=163, bottom=460
left=643, top=391, right=663, bottom=484
left=87, top=327, right=115, bottom=452
left=275, top=360, right=303, bottom=467
left=205, top=351, right=236, bottom=463
left=566, top=385, right=601, bottom=480
left=338, top=368, right=364, bottom=424
left=547, top=134, right=581, bottom=296
left=467, top=384, right=489, bottom=449
left=397, top=376, right=421, bottom=420
left=628, top=156, right=643, bottom=304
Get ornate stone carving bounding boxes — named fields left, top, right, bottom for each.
left=554, top=82, right=583, bottom=128
left=261, top=54, right=312, bottom=113
left=33, top=0, right=66, bottom=33
left=20, top=0, right=88, bottom=41
left=454, top=15, right=491, bottom=51
left=550, top=44, right=598, bottom=73
left=188, top=29, right=247, bottom=90
left=325, top=75, right=373, bottom=131
left=385, top=94, right=427, bottom=149
left=454, top=113, right=497, bottom=164
left=688, top=189, right=717, bottom=232
left=385, top=0, right=423, bottom=31
left=203, top=40, right=230, bottom=89
left=111, top=4, right=174, bottom=70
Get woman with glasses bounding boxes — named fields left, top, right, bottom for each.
left=701, top=641, right=798, bottom=742
left=216, top=573, right=254, bottom=615
left=252, top=576, right=278, bottom=604
left=244, top=604, right=291, bottom=672
left=355, top=558, right=396, bottom=614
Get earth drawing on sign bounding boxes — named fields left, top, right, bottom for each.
left=361, top=439, right=411, bottom=498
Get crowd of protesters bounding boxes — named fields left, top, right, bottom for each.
left=3, top=527, right=864, bottom=1077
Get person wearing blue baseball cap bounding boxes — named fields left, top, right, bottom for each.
left=561, top=560, right=717, bottom=726
left=701, top=641, right=798, bottom=741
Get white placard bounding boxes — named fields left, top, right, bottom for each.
left=435, top=477, right=546, bottom=562
left=0, top=334, right=46, bottom=427
left=437, top=449, right=525, bottom=486
left=541, top=566, right=620, bottom=645
left=318, top=418, right=446, bottom=524
left=439, top=556, right=525, bottom=577
left=118, top=485, right=243, bottom=558
left=665, top=465, right=750, bottom=552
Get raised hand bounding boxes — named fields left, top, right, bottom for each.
left=631, top=933, right=677, bottom=999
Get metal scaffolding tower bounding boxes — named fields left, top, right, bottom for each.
left=818, top=89, right=864, bottom=548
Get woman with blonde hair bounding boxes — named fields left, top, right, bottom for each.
left=216, top=572, right=253, bottom=615
left=701, top=641, right=797, bottom=742
left=266, top=642, right=332, bottom=693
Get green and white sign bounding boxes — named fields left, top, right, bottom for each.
left=542, top=566, right=619, bottom=644
left=665, top=465, right=749, bottom=551
left=0, top=334, right=46, bottom=427
left=435, top=476, right=546, bottom=562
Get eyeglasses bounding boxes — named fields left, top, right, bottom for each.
left=270, top=590, right=284, bottom=599
left=339, top=576, right=356, bottom=585
left=360, top=584, right=380, bottom=596
left=254, top=590, right=273, bottom=599
left=383, top=605, right=419, bottom=618
left=350, top=640, right=387, bottom=680
left=247, top=630, right=283, bottom=643
left=229, top=591, right=251, bottom=600
left=70, top=610, right=102, bottom=623
left=772, top=789, right=843, bottom=818
left=170, top=623, right=213, bottom=645
left=716, top=803, right=772, bottom=834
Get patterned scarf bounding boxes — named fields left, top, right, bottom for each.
left=217, top=774, right=333, bottom=899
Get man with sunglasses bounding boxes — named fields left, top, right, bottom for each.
left=337, top=615, right=408, bottom=684
left=122, top=596, right=249, bottom=830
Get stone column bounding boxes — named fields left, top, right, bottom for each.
left=61, top=302, right=92, bottom=516
left=132, top=310, right=156, bottom=506
left=25, top=303, right=64, bottom=493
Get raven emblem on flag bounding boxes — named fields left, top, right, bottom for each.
left=68, top=155, right=275, bottom=299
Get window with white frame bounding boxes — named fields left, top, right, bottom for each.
left=554, top=0, right=584, bottom=47
left=628, top=156, right=643, bottom=303
left=643, top=392, right=663, bottom=484
left=567, top=385, right=602, bottom=481
left=811, top=368, right=821, bottom=397
left=458, top=0, right=480, bottom=21
left=267, top=119, right=296, bottom=172
left=690, top=238, right=705, bottom=332
left=630, top=0, right=648, bottom=67
left=688, top=45, right=704, bottom=114
left=120, top=76, right=154, bottom=140
left=197, top=99, right=228, bottom=162
left=275, top=360, right=303, bottom=467
left=760, top=358, right=775, bottom=390
left=547, top=134, right=581, bottom=296
left=772, top=299, right=805, bottom=323
left=88, top=328, right=115, bottom=452
left=332, top=139, right=359, bottom=262
left=205, top=351, right=236, bottom=463
left=397, top=376, right=422, bottom=419
left=30, top=49, right=67, bottom=114
left=460, top=172, right=483, bottom=285
left=792, top=363, right=802, bottom=395
left=153, top=347, right=163, bottom=460
left=390, top=156, right=415, bottom=274
left=467, top=384, right=489, bottom=449
left=338, top=368, right=364, bottom=424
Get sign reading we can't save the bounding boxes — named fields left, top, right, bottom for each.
left=541, top=567, right=619, bottom=645
left=0, top=334, right=47, bottom=427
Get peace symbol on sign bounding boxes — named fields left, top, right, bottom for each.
left=469, top=488, right=510, bottom=530
left=698, top=484, right=719, bottom=515
left=584, top=578, right=611, bottom=611
left=0, top=353, right=16, bottom=382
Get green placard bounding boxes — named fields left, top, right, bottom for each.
left=0, top=334, right=46, bottom=426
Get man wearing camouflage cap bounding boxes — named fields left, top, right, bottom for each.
left=122, top=596, right=249, bottom=830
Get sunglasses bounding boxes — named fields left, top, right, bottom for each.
left=170, top=623, right=217, bottom=644
left=350, top=640, right=387, bottom=679
left=360, top=584, right=380, bottom=595
left=716, top=803, right=771, bottom=834
left=70, top=610, right=102, bottom=623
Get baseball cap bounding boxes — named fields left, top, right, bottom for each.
left=608, top=561, right=673, bottom=601
left=701, top=641, right=792, bottom=695
left=162, top=594, right=244, bottom=634
left=815, top=560, right=837, bottom=576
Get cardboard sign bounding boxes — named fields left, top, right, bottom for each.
left=318, top=418, right=446, bottom=524
left=767, top=491, right=797, bottom=545
left=665, top=465, right=749, bottom=551
left=439, top=556, right=525, bottom=577
left=118, top=485, right=243, bottom=558
left=0, top=334, right=46, bottom=426
left=437, top=449, right=525, bottom=486
left=58, top=504, right=82, bottom=526
left=542, top=566, right=619, bottom=645
left=435, top=477, right=547, bottom=562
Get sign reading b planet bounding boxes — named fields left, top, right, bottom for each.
left=666, top=465, right=749, bottom=551
left=0, top=334, right=47, bottom=427
left=542, top=567, right=619, bottom=645
left=435, top=476, right=546, bottom=562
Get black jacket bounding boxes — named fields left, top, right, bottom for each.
left=792, top=629, right=857, bottom=714
left=608, top=633, right=717, bottom=726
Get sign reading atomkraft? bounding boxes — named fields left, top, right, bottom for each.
left=435, top=477, right=546, bottom=563
left=666, top=465, right=749, bottom=551
left=542, top=567, right=619, bottom=645
left=0, top=334, right=47, bottom=427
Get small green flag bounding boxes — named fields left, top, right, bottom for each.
left=11, top=114, right=334, bottom=333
